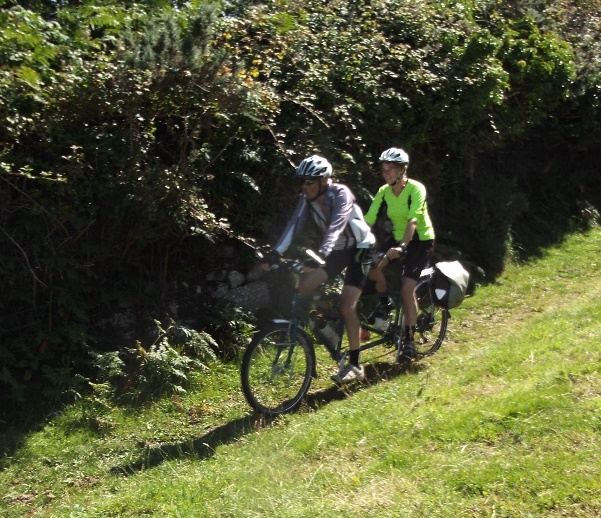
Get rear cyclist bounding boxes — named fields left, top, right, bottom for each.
left=261, top=155, right=375, bottom=383
left=364, top=148, right=435, bottom=361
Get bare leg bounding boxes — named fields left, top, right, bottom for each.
left=368, top=267, right=388, bottom=294
left=299, top=268, right=328, bottom=296
left=401, top=276, right=418, bottom=327
left=339, top=284, right=362, bottom=352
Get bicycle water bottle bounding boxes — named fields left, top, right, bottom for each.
left=373, top=316, right=390, bottom=333
left=319, top=320, right=340, bottom=345
left=309, top=310, right=340, bottom=346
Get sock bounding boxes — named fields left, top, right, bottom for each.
left=379, top=295, right=390, bottom=305
left=404, top=326, right=416, bottom=342
left=349, top=349, right=360, bottom=367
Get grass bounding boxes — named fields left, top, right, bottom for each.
left=1, top=227, right=601, bottom=517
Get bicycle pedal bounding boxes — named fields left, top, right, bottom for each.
left=382, top=329, right=396, bottom=341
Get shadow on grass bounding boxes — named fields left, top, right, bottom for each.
left=111, top=358, right=427, bottom=475
left=0, top=400, right=62, bottom=466
left=305, top=359, right=428, bottom=410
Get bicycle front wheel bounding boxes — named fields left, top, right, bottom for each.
left=414, top=280, right=449, bottom=357
left=241, top=323, right=315, bottom=415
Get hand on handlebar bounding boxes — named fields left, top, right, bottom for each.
left=375, top=246, right=406, bottom=269
left=259, top=248, right=325, bottom=272
left=387, top=246, right=405, bottom=260
left=259, top=249, right=281, bottom=271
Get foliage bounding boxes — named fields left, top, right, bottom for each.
left=194, top=300, right=256, bottom=361
left=91, top=319, right=217, bottom=404
left=0, top=0, right=600, bottom=411
left=0, top=2, right=266, bottom=410
left=215, top=0, right=584, bottom=269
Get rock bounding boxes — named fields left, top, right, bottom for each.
left=206, top=269, right=228, bottom=282
left=223, top=281, right=270, bottom=312
left=227, top=270, right=245, bottom=289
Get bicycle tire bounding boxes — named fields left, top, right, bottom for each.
left=241, top=323, right=315, bottom=415
left=413, top=280, right=449, bottom=357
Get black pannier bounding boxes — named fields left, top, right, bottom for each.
left=431, top=261, right=470, bottom=309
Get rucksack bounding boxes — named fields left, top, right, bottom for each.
left=431, top=261, right=470, bottom=309
left=372, top=199, right=394, bottom=247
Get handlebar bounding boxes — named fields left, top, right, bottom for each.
left=262, top=248, right=324, bottom=274
left=268, top=256, right=304, bottom=274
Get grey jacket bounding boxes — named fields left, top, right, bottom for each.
left=274, top=182, right=375, bottom=257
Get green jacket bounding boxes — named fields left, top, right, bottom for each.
left=364, top=179, right=435, bottom=242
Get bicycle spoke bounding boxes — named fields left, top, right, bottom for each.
left=241, top=324, right=314, bottom=415
left=413, top=281, right=448, bottom=357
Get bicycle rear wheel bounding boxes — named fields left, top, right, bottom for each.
left=413, top=280, right=449, bottom=357
left=241, top=323, right=315, bottom=415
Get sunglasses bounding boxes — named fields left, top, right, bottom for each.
left=299, top=179, right=318, bottom=186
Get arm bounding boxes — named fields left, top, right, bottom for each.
left=397, top=219, right=417, bottom=251
left=376, top=219, right=416, bottom=267
left=273, top=196, right=308, bottom=256
left=392, top=182, right=426, bottom=252
left=364, top=187, right=386, bottom=227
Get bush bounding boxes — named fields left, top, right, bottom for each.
left=92, top=320, right=218, bottom=405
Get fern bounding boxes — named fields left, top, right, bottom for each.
left=162, top=322, right=218, bottom=366
left=89, top=320, right=217, bottom=405
left=197, top=301, right=256, bottom=361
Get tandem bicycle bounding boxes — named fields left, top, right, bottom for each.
left=240, top=251, right=449, bottom=415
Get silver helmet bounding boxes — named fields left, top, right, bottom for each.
left=378, top=148, right=409, bottom=164
left=296, top=155, right=333, bottom=178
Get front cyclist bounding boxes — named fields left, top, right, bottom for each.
left=261, top=155, right=375, bottom=383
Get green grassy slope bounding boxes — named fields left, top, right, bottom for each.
left=2, top=228, right=600, bottom=517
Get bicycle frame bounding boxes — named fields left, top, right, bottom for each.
left=270, top=293, right=343, bottom=362
left=269, top=264, right=440, bottom=360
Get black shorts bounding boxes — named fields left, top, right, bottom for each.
left=323, top=248, right=369, bottom=288
left=402, top=240, right=435, bottom=281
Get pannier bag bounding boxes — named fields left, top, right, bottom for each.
left=431, top=261, right=470, bottom=309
